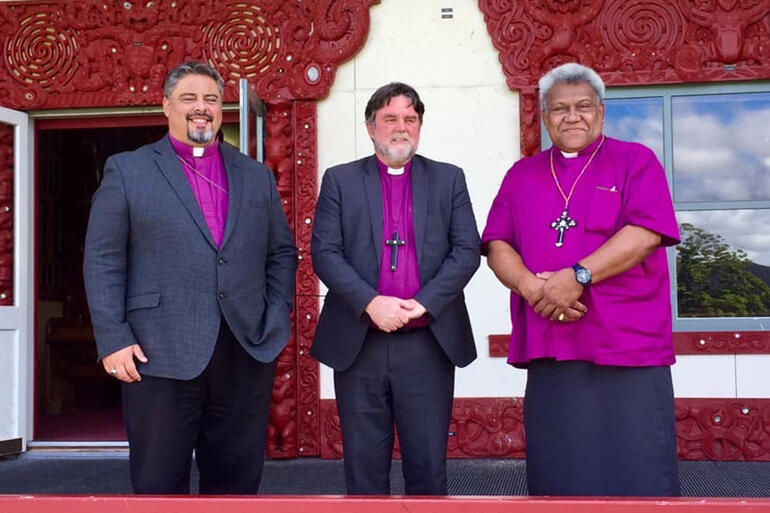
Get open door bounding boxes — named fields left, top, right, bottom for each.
left=0, top=106, right=33, bottom=456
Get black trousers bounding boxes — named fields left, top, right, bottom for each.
left=121, top=320, right=277, bottom=494
left=334, top=328, right=455, bottom=495
left=524, top=359, right=680, bottom=496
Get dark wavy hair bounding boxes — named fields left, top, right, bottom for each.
left=364, top=82, right=425, bottom=125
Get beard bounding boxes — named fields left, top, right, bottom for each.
left=374, top=134, right=417, bottom=166
left=187, top=111, right=215, bottom=144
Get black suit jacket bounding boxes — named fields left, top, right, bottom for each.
left=84, top=136, right=297, bottom=379
left=310, top=154, right=480, bottom=371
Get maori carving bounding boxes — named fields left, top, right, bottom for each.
left=264, top=100, right=297, bottom=458
left=488, top=334, right=508, bottom=358
left=479, top=0, right=770, bottom=155
left=449, top=398, right=526, bottom=458
left=294, top=100, right=320, bottom=456
left=323, top=398, right=770, bottom=461
left=674, top=331, right=770, bottom=354
left=0, top=124, right=12, bottom=306
left=676, top=399, right=770, bottom=461
left=0, top=0, right=378, bottom=110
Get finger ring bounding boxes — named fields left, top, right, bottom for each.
left=109, top=368, right=118, bottom=376
left=557, top=313, right=565, bottom=322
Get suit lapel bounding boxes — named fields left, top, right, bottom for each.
left=152, top=137, right=217, bottom=249
left=411, top=156, right=429, bottom=267
left=362, top=156, right=383, bottom=267
left=220, top=144, right=243, bottom=249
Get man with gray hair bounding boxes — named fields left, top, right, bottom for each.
left=84, top=61, right=297, bottom=494
left=482, top=62, right=680, bottom=496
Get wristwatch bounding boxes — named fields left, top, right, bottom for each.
left=572, top=263, right=591, bottom=286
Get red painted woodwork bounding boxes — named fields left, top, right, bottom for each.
left=0, top=123, right=12, bottom=306
left=2, top=496, right=770, bottom=513
left=488, top=334, right=508, bottom=357
left=0, top=0, right=378, bottom=109
left=674, top=331, right=770, bottom=354
left=478, top=0, right=770, bottom=156
left=490, top=331, right=770, bottom=356
left=321, top=397, right=770, bottom=461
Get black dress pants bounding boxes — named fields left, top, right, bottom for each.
left=334, top=328, right=455, bottom=495
left=121, top=320, right=277, bottom=494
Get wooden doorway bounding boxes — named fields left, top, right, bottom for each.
left=33, top=113, right=241, bottom=442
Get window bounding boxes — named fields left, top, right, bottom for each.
left=542, top=83, right=770, bottom=330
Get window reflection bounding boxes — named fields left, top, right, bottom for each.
left=676, top=210, right=770, bottom=318
left=672, top=92, right=770, bottom=203
left=603, top=97, right=664, bottom=163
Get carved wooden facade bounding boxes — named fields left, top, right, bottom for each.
left=2, top=0, right=770, bottom=461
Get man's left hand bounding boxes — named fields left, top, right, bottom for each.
left=533, top=268, right=584, bottom=319
left=402, top=299, right=427, bottom=320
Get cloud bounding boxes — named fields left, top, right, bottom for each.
left=677, top=210, right=770, bottom=266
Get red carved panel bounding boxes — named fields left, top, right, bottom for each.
left=321, top=397, right=770, bottom=461
left=293, top=100, right=320, bottom=456
left=674, top=331, right=770, bottom=354
left=478, top=0, right=770, bottom=155
left=488, top=334, right=508, bottom=358
left=676, top=399, right=770, bottom=461
left=0, top=0, right=378, bottom=110
left=264, top=100, right=297, bottom=459
left=490, top=332, right=770, bottom=356
left=0, top=123, right=12, bottom=305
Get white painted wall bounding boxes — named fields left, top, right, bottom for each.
left=315, top=0, right=769, bottom=401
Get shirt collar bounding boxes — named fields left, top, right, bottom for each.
left=375, top=157, right=412, bottom=177
left=552, top=134, right=604, bottom=163
left=168, top=133, right=219, bottom=159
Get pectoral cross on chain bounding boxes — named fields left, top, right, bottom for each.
left=550, top=210, right=576, bottom=247
left=385, top=231, right=406, bottom=271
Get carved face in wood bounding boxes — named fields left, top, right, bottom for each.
left=366, top=94, right=422, bottom=168
left=541, top=81, right=604, bottom=153
left=162, top=73, right=222, bottom=147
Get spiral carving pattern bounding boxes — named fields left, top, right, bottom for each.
left=599, top=0, right=685, bottom=55
left=202, top=3, right=281, bottom=81
left=4, top=12, right=77, bottom=91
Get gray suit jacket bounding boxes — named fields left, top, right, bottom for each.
left=310, top=154, right=480, bottom=371
left=83, top=136, right=297, bottom=379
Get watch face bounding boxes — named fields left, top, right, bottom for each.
left=576, top=268, right=591, bottom=285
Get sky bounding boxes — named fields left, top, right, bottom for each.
left=604, top=93, right=770, bottom=267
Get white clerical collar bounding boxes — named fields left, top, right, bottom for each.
left=193, top=146, right=205, bottom=157
left=387, top=167, right=405, bottom=176
left=561, top=150, right=578, bottom=158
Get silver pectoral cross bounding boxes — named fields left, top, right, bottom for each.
left=551, top=210, right=576, bottom=247
left=385, top=231, right=406, bottom=271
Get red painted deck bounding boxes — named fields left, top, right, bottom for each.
left=1, top=496, right=770, bottom=513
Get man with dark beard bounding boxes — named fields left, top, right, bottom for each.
left=311, top=82, right=480, bottom=495
left=84, top=62, right=297, bottom=494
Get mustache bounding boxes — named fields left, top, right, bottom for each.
left=187, top=111, right=213, bottom=122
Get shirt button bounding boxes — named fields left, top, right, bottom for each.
left=218, top=291, right=227, bottom=299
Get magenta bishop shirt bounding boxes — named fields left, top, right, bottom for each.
left=169, top=134, right=229, bottom=248
left=376, top=159, right=427, bottom=329
left=482, top=136, right=680, bottom=368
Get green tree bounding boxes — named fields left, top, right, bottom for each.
left=677, top=223, right=770, bottom=317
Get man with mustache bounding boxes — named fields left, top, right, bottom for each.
left=84, top=62, right=297, bottom=494
left=311, top=82, right=480, bottom=494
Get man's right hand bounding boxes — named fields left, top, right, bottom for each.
left=101, top=344, right=148, bottom=383
left=365, top=295, right=411, bottom=332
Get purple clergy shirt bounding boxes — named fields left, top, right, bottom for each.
left=169, top=134, right=229, bottom=248
left=482, top=136, right=680, bottom=368
left=376, top=159, right=427, bottom=328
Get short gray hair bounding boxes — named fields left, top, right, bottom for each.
left=538, top=63, right=605, bottom=110
left=163, top=61, right=224, bottom=99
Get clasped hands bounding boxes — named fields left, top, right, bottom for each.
left=365, top=295, right=426, bottom=332
left=521, top=267, right=587, bottom=323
